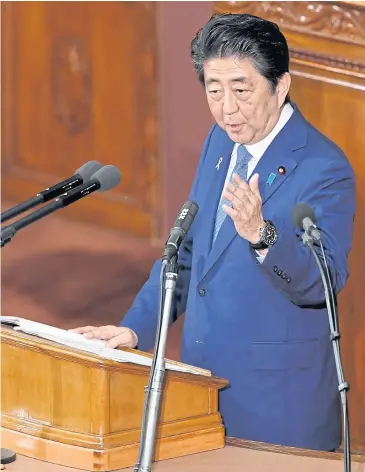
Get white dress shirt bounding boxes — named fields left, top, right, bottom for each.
left=219, top=102, right=294, bottom=262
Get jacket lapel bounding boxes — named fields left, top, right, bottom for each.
left=200, top=106, right=307, bottom=281
left=253, top=145, right=298, bottom=206
left=198, top=134, right=235, bottom=261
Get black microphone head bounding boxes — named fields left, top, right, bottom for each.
left=189, top=201, right=199, bottom=216
left=179, top=200, right=199, bottom=218
left=92, top=165, right=121, bottom=191
left=173, top=200, right=199, bottom=229
left=163, top=200, right=199, bottom=261
left=291, top=203, right=316, bottom=229
left=75, top=161, right=102, bottom=181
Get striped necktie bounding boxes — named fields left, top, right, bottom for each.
left=212, top=144, right=253, bottom=244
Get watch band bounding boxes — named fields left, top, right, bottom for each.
left=249, top=239, right=270, bottom=250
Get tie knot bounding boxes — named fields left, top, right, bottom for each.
left=237, top=144, right=252, bottom=166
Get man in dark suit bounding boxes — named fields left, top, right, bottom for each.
left=73, top=14, right=355, bottom=451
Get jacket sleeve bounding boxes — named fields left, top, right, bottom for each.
left=120, top=125, right=216, bottom=351
left=255, top=157, right=355, bottom=306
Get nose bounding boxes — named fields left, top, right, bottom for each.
left=222, top=91, right=239, bottom=116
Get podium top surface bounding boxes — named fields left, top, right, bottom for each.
left=1, top=323, right=228, bottom=388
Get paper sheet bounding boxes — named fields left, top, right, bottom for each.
left=0, top=316, right=211, bottom=376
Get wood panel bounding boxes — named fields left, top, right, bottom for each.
left=214, top=1, right=365, bottom=454
left=1, top=1, right=161, bottom=238
left=1, top=326, right=228, bottom=470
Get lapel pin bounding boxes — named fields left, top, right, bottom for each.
left=215, top=157, right=223, bottom=171
left=266, top=173, right=276, bottom=186
left=278, top=166, right=286, bottom=175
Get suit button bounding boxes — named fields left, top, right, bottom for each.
left=273, top=266, right=278, bottom=273
left=198, top=288, right=206, bottom=297
left=286, top=277, right=291, bottom=283
left=277, top=270, right=282, bottom=276
left=281, top=273, right=287, bottom=279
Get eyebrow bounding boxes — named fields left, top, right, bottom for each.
left=205, top=76, right=248, bottom=86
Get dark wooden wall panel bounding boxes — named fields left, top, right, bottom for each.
left=1, top=1, right=160, bottom=238
left=215, top=0, right=365, bottom=454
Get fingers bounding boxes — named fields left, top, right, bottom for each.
left=69, top=325, right=137, bottom=349
left=70, top=325, right=114, bottom=341
left=226, top=178, right=255, bottom=206
left=223, top=192, right=250, bottom=219
left=82, top=327, right=114, bottom=340
left=222, top=203, right=240, bottom=221
left=224, top=173, right=261, bottom=210
left=224, top=185, right=254, bottom=213
left=249, top=173, right=260, bottom=197
left=69, top=326, right=97, bottom=334
left=106, top=329, right=137, bottom=349
left=224, top=186, right=249, bottom=208
left=230, top=173, right=261, bottom=201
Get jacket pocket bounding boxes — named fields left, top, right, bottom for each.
left=251, top=339, right=320, bottom=370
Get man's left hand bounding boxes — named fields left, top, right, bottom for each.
left=223, top=173, right=265, bottom=245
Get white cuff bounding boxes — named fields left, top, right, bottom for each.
left=256, top=250, right=266, bottom=264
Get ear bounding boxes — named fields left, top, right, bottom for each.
left=276, top=72, right=291, bottom=107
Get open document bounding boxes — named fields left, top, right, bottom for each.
left=0, top=316, right=211, bottom=377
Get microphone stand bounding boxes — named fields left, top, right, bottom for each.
left=134, top=256, right=178, bottom=472
left=1, top=201, right=60, bottom=247
left=301, top=230, right=351, bottom=472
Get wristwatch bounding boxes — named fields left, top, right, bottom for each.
left=249, top=220, right=278, bottom=250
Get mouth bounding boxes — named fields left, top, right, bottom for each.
left=226, top=123, right=244, bottom=131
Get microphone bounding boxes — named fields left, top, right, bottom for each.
left=162, top=200, right=199, bottom=262
left=135, top=201, right=198, bottom=472
left=1, top=165, right=121, bottom=248
left=291, top=203, right=351, bottom=472
left=1, top=160, right=102, bottom=223
left=291, top=202, right=321, bottom=242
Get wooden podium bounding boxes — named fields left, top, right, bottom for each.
left=0, top=325, right=229, bottom=471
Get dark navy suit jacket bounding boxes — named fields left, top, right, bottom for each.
left=122, top=105, right=355, bottom=451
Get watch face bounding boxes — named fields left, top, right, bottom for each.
left=263, top=222, right=278, bottom=246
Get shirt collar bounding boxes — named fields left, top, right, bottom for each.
left=233, top=102, right=294, bottom=160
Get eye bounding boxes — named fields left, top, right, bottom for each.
left=235, top=89, right=247, bottom=94
left=208, top=89, right=223, bottom=101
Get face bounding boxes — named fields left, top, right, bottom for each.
left=204, top=57, right=291, bottom=145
